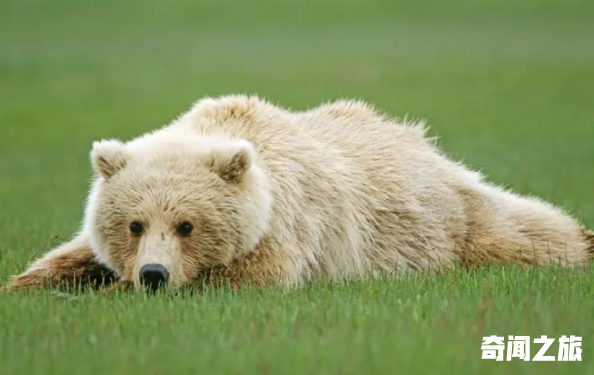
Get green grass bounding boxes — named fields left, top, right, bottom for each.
left=1, top=0, right=593, bottom=374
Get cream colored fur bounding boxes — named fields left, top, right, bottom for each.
left=5, top=95, right=593, bottom=291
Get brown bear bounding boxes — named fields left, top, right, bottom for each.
left=4, top=95, right=594, bottom=292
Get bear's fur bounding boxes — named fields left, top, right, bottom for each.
left=5, top=95, right=594, bottom=292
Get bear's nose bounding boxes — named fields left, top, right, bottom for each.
left=139, top=264, right=170, bottom=291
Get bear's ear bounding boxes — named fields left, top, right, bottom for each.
left=208, top=139, right=255, bottom=183
left=91, top=139, right=129, bottom=179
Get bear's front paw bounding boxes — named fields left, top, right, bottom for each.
left=2, top=269, right=53, bottom=292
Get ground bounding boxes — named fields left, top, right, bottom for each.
left=0, top=0, right=593, bottom=374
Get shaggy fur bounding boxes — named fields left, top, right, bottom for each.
left=4, top=95, right=594, bottom=292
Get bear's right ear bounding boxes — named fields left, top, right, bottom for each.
left=207, top=139, right=255, bottom=184
left=91, top=139, right=129, bottom=179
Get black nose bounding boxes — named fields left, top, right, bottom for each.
left=139, top=264, right=169, bottom=291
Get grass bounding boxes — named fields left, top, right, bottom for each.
left=0, top=0, right=593, bottom=374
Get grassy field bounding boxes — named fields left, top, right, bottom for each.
left=1, top=0, right=593, bottom=374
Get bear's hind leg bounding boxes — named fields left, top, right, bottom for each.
left=459, top=186, right=594, bottom=268
left=3, top=235, right=115, bottom=292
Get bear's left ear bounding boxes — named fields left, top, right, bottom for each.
left=208, top=139, right=255, bottom=183
left=91, top=139, right=129, bottom=179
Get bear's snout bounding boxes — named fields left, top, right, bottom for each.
left=139, top=263, right=170, bottom=291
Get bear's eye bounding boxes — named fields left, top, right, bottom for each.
left=129, top=221, right=144, bottom=235
left=176, top=222, right=194, bottom=236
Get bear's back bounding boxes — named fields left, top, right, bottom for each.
left=168, top=96, right=473, bottom=277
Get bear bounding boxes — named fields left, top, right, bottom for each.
left=4, top=94, right=594, bottom=292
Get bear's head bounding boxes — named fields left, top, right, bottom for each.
left=87, top=132, right=273, bottom=290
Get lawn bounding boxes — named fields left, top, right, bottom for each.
left=0, top=0, right=593, bottom=374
